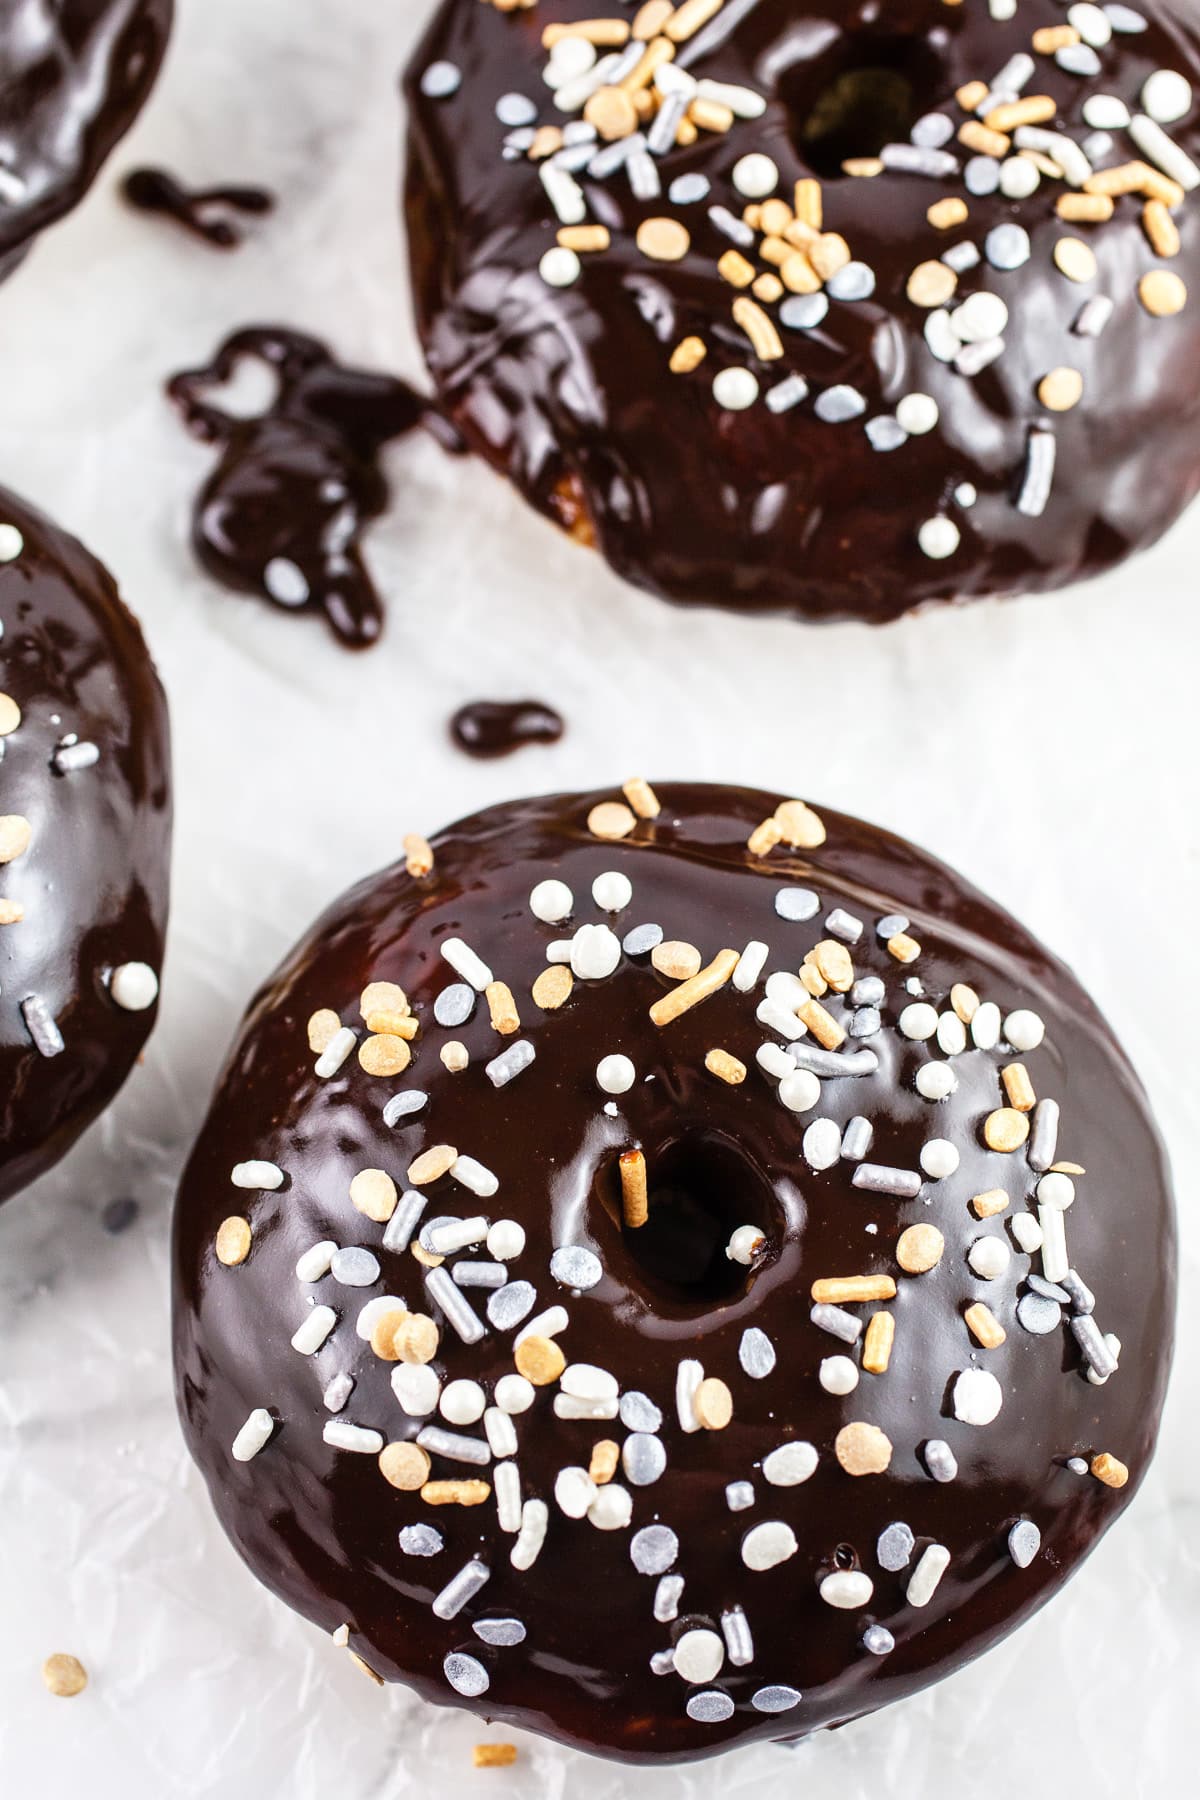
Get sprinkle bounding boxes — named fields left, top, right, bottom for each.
left=487, top=1280, right=536, bottom=1333
left=862, top=1625, right=895, bottom=1656
left=408, top=1144, right=458, bottom=1186
left=841, top=1116, right=873, bottom=1162
left=953, top=1368, right=1004, bottom=1425
left=965, top=1302, right=1007, bottom=1350
left=676, top=1357, right=704, bottom=1432
left=19, top=994, right=64, bottom=1057
left=42, top=1654, right=88, bottom=1698
left=440, top=937, right=493, bottom=991
left=571, top=921, right=622, bottom=978
left=895, top=1224, right=946, bottom=1274
left=650, top=947, right=737, bottom=1026
left=623, top=1433, right=667, bottom=1486
left=984, top=1108, right=1030, bottom=1152
left=826, top=260, right=875, bottom=300
left=820, top=1570, right=874, bottom=1609
left=762, top=1441, right=818, bottom=1486
left=725, top=1480, right=755, bottom=1512
left=324, top=1420, right=383, bottom=1455
left=597, top=1053, right=636, bottom=1095
left=1018, top=1290, right=1062, bottom=1334
left=1143, top=69, right=1192, bottom=124
left=669, top=172, right=710, bottom=204
left=393, top=1363, right=440, bottom=1415
left=906, top=1543, right=951, bottom=1607
left=1072, top=1313, right=1119, bottom=1379
left=1130, top=113, right=1200, bottom=191
left=232, top=1408, right=274, bottom=1461
left=1090, top=1452, right=1129, bottom=1489
left=421, top=1479, right=490, bottom=1507
left=292, top=1306, right=337, bottom=1355
left=381, top=1192, right=426, bottom=1256
left=620, top=1147, right=649, bottom=1227
left=877, top=1521, right=915, bottom=1571
left=51, top=739, right=100, bottom=773
left=1139, top=268, right=1188, bottom=314
left=473, top=1746, right=518, bottom=1770
left=330, top=1246, right=380, bottom=1287
left=379, top=1441, right=432, bottom=1490
left=968, top=1235, right=1012, bottom=1280
left=862, top=1311, right=895, bottom=1374
left=108, top=961, right=159, bottom=1013
left=514, top=1334, right=566, bottom=1386
left=741, top=1520, right=798, bottom=1571
left=812, top=1274, right=897, bottom=1307
left=712, top=367, right=759, bottom=410
left=403, top=833, right=434, bottom=878
left=815, top=384, right=867, bottom=422
left=852, top=1163, right=922, bottom=1199
left=444, top=1652, right=489, bottom=1698
left=495, top=1374, right=534, bottom=1414
left=532, top=965, right=573, bottom=1010
left=631, top=1524, right=678, bottom=1575
left=810, top=1302, right=863, bottom=1344
left=420, top=60, right=461, bottom=99
left=780, top=293, right=828, bottom=330
left=530, top=879, right=573, bottom=924
left=753, top=1684, right=802, bottom=1713
left=550, top=1245, right=603, bottom=1289
left=654, top=1573, right=685, bottom=1622
left=739, top=1325, right=776, bottom=1377
left=1017, top=428, right=1057, bottom=517
left=1009, top=1519, right=1042, bottom=1567
left=705, top=1047, right=747, bottom=1086
left=726, top=1224, right=764, bottom=1264
left=881, top=143, right=958, bottom=178
left=623, top=922, right=664, bottom=956
left=427, top=1267, right=486, bottom=1344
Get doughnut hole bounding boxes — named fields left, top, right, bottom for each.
left=783, top=34, right=947, bottom=179
left=603, top=1134, right=776, bottom=1311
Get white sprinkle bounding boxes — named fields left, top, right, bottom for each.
left=804, top=1118, right=842, bottom=1171
left=1039, top=1204, right=1070, bottom=1283
left=1037, top=1172, right=1075, bottom=1210
left=357, top=1292, right=405, bottom=1339
left=315, top=1026, right=357, bottom=1078
left=571, top=922, right=621, bottom=980
left=440, top=1379, right=486, bottom=1426
left=742, top=1520, right=798, bottom=1571
left=540, top=245, right=581, bottom=288
left=110, top=962, right=159, bottom=1011
left=555, top=1393, right=618, bottom=1421
left=726, top=1480, right=755, bottom=1512
left=1142, top=69, right=1192, bottom=124
left=820, top=1570, right=874, bottom=1610
left=511, top=1498, right=549, bottom=1571
left=291, top=1306, right=337, bottom=1355
left=587, top=1483, right=632, bottom=1530
left=953, top=292, right=1009, bottom=344
left=451, top=1157, right=499, bottom=1199
left=1068, top=2, right=1111, bottom=45
left=392, top=1363, right=441, bottom=1415
left=969, top=1236, right=1012, bottom=1280
left=971, top=1000, right=1002, bottom=1049
left=420, top=60, right=461, bottom=98
left=596, top=1053, right=636, bottom=1095
left=907, top=1543, right=951, bottom=1607
left=494, top=1458, right=522, bottom=1532
left=429, top=1215, right=489, bottom=1255
left=1083, top=94, right=1130, bottom=129
left=495, top=1373, right=535, bottom=1415
left=916, top=1062, right=957, bottom=1101
left=323, top=1421, right=383, bottom=1454
left=416, top=1424, right=490, bottom=1465
left=514, top=1304, right=567, bottom=1346
left=899, top=1002, right=938, bottom=1041
left=539, top=160, right=586, bottom=224
left=555, top=1466, right=596, bottom=1519
left=819, top=1355, right=859, bottom=1395
left=1017, top=428, right=1057, bottom=518
left=756, top=1042, right=794, bottom=1081
left=323, top=1374, right=353, bottom=1413
left=330, top=1246, right=379, bottom=1287
left=762, top=1441, right=818, bottom=1486
left=531, top=879, right=573, bottom=924
left=726, top=1224, right=764, bottom=1266
left=732, top=152, right=778, bottom=197
left=484, top=1406, right=519, bottom=1461
left=739, top=1326, right=776, bottom=1378
left=486, top=1219, right=525, bottom=1261
left=440, top=937, right=492, bottom=991
left=693, top=76, right=766, bottom=118
left=296, top=1240, right=335, bottom=1283
left=592, top=871, right=632, bottom=913
left=1129, top=112, right=1200, bottom=189
left=1012, top=1212, right=1044, bottom=1255
left=676, top=1358, right=703, bottom=1433
left=231, top=1409, right=274, bottom=1462
left=999, top=157, right=1039, bottom=199
left=654, top=1573, right=685, bottom=1619
left=920, top=1138, right=959, bottom=1179
left=674, top=1628, right=725, bottom=1684
left=0, top=523, right=24, bottom=562
left=924, top=308, right=961, bottom=361
left=713, top=367, right=759, bottom=411
left=953, top=1368, right=1004, bottom=1426
left=1004, top=1009, right=1045, bottom=1052
left=896, top=393, right=938, bottom=435
left=779, top=1069, right=821, bottom=1113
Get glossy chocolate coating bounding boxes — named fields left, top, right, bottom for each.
left=404, top=0, right=1200, bottom=623
left=167, top=328, right=432, bottom=648
left=450, top=697, right=565, bottom=757
left=173, top=784, right=1173, bottom=1761
left=122, top=166, right=274, bottom=248
left=0, top=0, right=173, bottom=280
left=0, top=485, right=171, bottom=1206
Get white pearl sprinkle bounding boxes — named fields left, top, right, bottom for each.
left=1068, top=3, right=1111, bottom=46
left=1036, top=1172, right=1076, bottom=1210
left=494, top=1373, right=535, bottom=1414
left=587, top=1482, right=633, bottom=1530
left=487, top=1218, right=526, bottom=1260
left=440, top=1379, right=486, bottom=1425
left=392, top=1364, right=441, bottom=1416
left=953, top=1367, right=1004, bottom=1426
left=1004, top=1009, right=1045, bottom=1051
left=918, top=516, right=960, bottom=561
left=968, top=1236, right=1012, bottom=1280
left=895, top=392, right=938, bottom=435
left=920, top=1138, right=960, bottom=1179
left=779, top=1069, right=821, bottom=1113
left=539, top=246, right=580, bottom=288
left=726, top=1224, right=764, bottom=1265
left=713, top=367, right=759, bottom=411
left=0, top=523, right=24, bottom=562
left=530, top=879, right=573, bottom=924
left=110, top=962, right=159, bottom=1011
left=592, top=870, right=632, bottom=913
left=820, top=1570, right=874, bottom=1610
left=916, top=1062, right=958, bottom=1101
left=732, top=152, right=779, bottom=198
left=596, top=1053, right=635, bottom=1095
left=1142, top=69, right=1192, bottom=124
left=571, top=923, right=621, bottom=980
left=899, top=1002, right=939, bottom=1041
left=819, top=1355, right=859, bottom=1395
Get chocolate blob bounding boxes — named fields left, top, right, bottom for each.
left=0, top=484, right=171, bottom=1207
left=0, top=0, right=173, bottom=281
left=122, top=166, right=274, bottom=248
left=404, top=0, right=1200, bottom=623
left=450, top=698, right=565, bottom=757
left=172, top=783, right=1173, bottom=1763
left=167, top=328, right=434, bottom=648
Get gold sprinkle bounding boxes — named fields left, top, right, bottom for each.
left=652, top=939, right=702, bottom=980
left=896, top=1223, right=945, bottom=1274
left=1056, top=192, right=1114, bottom=223
left=688, top=96, right=734, bottom=134
left=759, top=197, right=794, bottom=237
left=407, top=1144, right=458, bottom=1186
left=887, top=932, right=921, bottom=964
left=394, top=1313, right=440, bottom=1364
left=984, top=1107, right=1030, bottom=1152
left=1139, top=268, right=1187, bottom=316
left=862, top=1310, right=895, bottom=1374
left=379, top=1441, right=431, bottom=1490
left=473, top=1745, right=519, bottom=1769
left=623, top=776, right=661, bottom=819
left=620, top=1147, right=648, bottom=1228
left=1051, top=1160, right=1087, bottom=1175
left=794, top=177, right=822, bottom=228
left=421, top=1479, right=490, bottom=1506
left=835, top=1421, right=893, bottom=1476
left=365, top=1009, right=417, bottom=1039
left=358, top=1033, right=411, bottom=1077
left=557, top=224, right=610, bottom=253
left=928, top=196, right=969, bottom=230
left=1085, top=160, right=1183, bottom=206
left=0, top=898, right=26, bottom=925
left=1090, top=1451, right=1129, bottom=1489
left=666, top=0, right=724, bottom=41
left=633, top=0, right=673, bottom=39
left=0, top=814, right=32, bottom=863
left=841, top=156, right=883, bottom=177
left=747, top=817, right=783, bottom=857
left=0, top=693, right=21, bottom=736
left=732, top=294, right=784, bottom=360
left=348, top=1650, right=384, bottom=1686
left=588, top=800, right=637, bottom=840
left=718, top=247, right=756, bottom=288
left=1053, top=236, right=1098, bottom=283
left=907, top=260, right=958, bottom=308
left=971, top=1188, right=1010, bottom=1218
left=636, top=215, right=690, bottom=262
left=42, top=1653, right=88, bottom=1698
left=410, top=1243, right=443, bottom=1269
left=965, top=1302, right=1006, bottom=1349
left=670, top=335, right=708, bottom=373
left=799, top=963, right=827, bottom=998
left=810, top=1274, right=897, bottom=1305
left=951, top=982, right=980, bottom=1022
left=955, top=79, right=989, bottom=111
left=514, top=1334, right=566, bottom=1386
left=812, top=939, right=854, bottom=992
left=806, top=232, right=848, bottom=281
left=780, top=249, right=821, bottom=293
left=441, top=1040, right=469, bottom=1073
left=649, top=947, right=738, bottom=1026
left=584, top=83, right=639, bottom=140
left=619, top=34, right=676, bottom=94
left=705, top=1047, right=746, bottom=1085
left=215, top=1216, right=252, bottom=1266
left=542, top=18, right=630, bottom=47
left=984, top=95, right=1055, bottom=133
left=532, top=965, right=573, bottom=1010
left=1002, top=1061, right=1037, bottom=1111
left=486, top=980, right=520, bottom=1036
left=694, top=1376, right=733, bottom=1430
left=350, top=1168, right=398, bottom=1223
left=370, top=1307, right=410, bottom=1361
left=589, top=1439, right=620, bottom=1484
left=752, top=271, right=785, bottom=303
left=1032, top=24, right=1079, bottom=52
left=797, top=997, right=845, bottom=1050
left=361, top=980, right=406, bottom=1020
left=528, top=125, right=564, bottom=161
left=958, top=119, right=1010, bottom=158
left=307, top=1009, right=341, bottom=1054
left=774, top=798, right=826, bottom=847
left=1143, top=199, right=1181, bottom=258
left=403, top=832, right=433, bottom=878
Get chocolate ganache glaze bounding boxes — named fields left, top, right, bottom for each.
left=450, top=697, right=565, bottom=756
left=122, top=166, right=274, bottom=248
left=173, top=782, right=1173, bottom=1762
left=0, top=485, right=171, bottom=1207
left=0, top=0, right=173, bottom=283
left=404, top=0, right=1200, bottom=623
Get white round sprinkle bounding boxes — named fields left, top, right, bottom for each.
left=587, top=1483, right=633, bottom=1530
left=630, top=1523, right=677, bottom=1574
left=986, top=224, right=1032, bottom=274
left=999, top=157, right=1039, bottom=199
left=555, top=1467, right=597, bottom=1518
left=571, top=923, right=621, bottom=980
left=687, top=1691, right=735, bottom=1723
left=550, top=1244, right=603, bottom=1289
left=779, top=1069, right=821, bottom=1113
left=444, top=1652, right=488, bottom=1697
left=494, top=1373, right=535, bottom=1415
left=916, top=1062, right=957, bottom=1101
left=530, top=879, right=573, bottom=924
left=713, top=367, right=759, bottom=411
left=1068, top=3, right=1111, bottom=46
left=496, top=91, right=536, bottom=127
left=330, top=1247, right=379, bottom=1287
left=674, top=1628, right=725, bottom=1684
left=918, top=517, right=960, bottom=561
left=1009, top=1518, right=1042, bottom=1568
left=804, top=1118, right=842, bottom=1171
left=263, top=557, right=308, bottom=605
left=732, top=152, right=779, bottom=197
left=231, top=1159, right=284, bottom=1190
left=964, top=154, right=1001, bottom=195
left=0, top=523, right=24, bottom=562
left=775, top=886, right=820, bottom=921
left=895, top=392, right=938, bottom=435
left=420, top=60, right=462, bottom=99
left=971, top=1001, right=1001, bottom=1049
left=440, top=1379, right=486, bottom=1426
left=110, top=962, right=159, bottom=1011
left=487, top=1218, right=526, bottom=1261
left=1004, top=1009, right=1045, bottom=1052
left=920, top=1138, right=959, bottom=1179
left=820, top=1570, right=874, bottom=1610
left=596, top=1053, right=636, bottom=1096
left=953, top=291, right=1009, bottom=343
left=546, top=37, right=595, bottom=82
left=753, top=1685, right=802, bottom=1713
left=739, top=1326, right=776, bottom=1379
left=592, top=870, right=633, bottom=913
left=742, top=1521, right=798, bottom=1570
left=1083, top=94, right=1131, bottom=129
left=1036, top=1172, right=1076, bottom=1210
left=726, top=1224, right=764, bottom=1265
left=954, top=482, right=977, bottom=509
left=392, top=1364, right=441, bottom=1416
left=540, top=246, right=581, bottom=288
left=953, top=1367, right=1004, bottom=1426
left=400, top=1523, right=443, bottom=1556
left=899, top=1002, right=938, bottom=1041
left=762, top=1441, right=818, bottom=1486
left=819, top=1355, right=859, bottom=1396
left=968, top=1236, right=1012, bottom=1280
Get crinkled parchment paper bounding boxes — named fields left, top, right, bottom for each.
left=0, top=2, right=1195, bottom=1794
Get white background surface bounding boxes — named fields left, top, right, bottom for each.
left=0, top=1, right=1195, bottom=1794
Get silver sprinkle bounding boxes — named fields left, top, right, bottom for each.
left=587, top=132, right=644, bottom=180
left=775, top=886, right=820, bottom=921
left=669, top=173, right=710, bottom=205
left=709, top=203, right=755, bottom=247
left=486, top=1040, right=536, bottom=1088
left=825, top=260, right=875, bottom=301
left=330, top=1247, right=379, bottom=1287
left=687, top=1691, right=734, bottom=1723
left=850, top=1006, right=881, bottom=1042
left=739, top=1325, right=776, bottom=1378
left=880, top=143, right=957, bottom=177
left=840, top=1116, right=873, bottom=1162
left=752, top=1684, right=802, bottom=1713
left=877, top=1521, right=915, bottom=1571
left=912, top=111, right=954, bottom=148
left=1013, top=126, right=1091, bottom=186
left=400, top=1523, right=443, bottom=1556
left=810, top=1302, right=863, bottom=1344
left=650, top=1649, right=676, bottom=1676
left=443, top=1652, right=488, bottom=1697
left=622, top=922, right=663, bottom=955
left=1017, top=1291, right=1062, bottom=1335
left=496, top=92, right=536, bottom=127
left=876, top=914, right=908, bottom=939
left=765, top=374, right=809, bottom=414
left=924, top=1439, right=959, bottom=1483
left=1074, top=295, right=1114, bottom=338
left=1008, top=1519, right=1042, bottom=1568
left=434, top=983, right=475, bottom=1028
left=1072, top=1312, right=1119, bottom=1378
left=550, top=1245, right=602, bottom=1290
left=417, top=1425, right=491, bottom=1466
left=721, top=1606, right=755, bottom=1666
left=1106, top=5, right=1148, bottom=30
left=382, top=1189, right=426, bottom=1254
left=865, top=415, right=907, bottom=453
left=1027, top=1273, right=1070, bottom=1302
left=648, top=90, right=687, bottom=154
left=990, top=53, right=1034, bottom=93
left=432, top=1557, right=490, bottom=1619
left=726, top=1480, right=755, bottom=1512
left=383, top=1090, right=428, bottom=1126
left=473, top=1617, right=526, bottom=1647
left=420, top=60, right=461, bottom=99
left=964, top=155, right=1002, bottom=195
left=623, top=1433, right=667, bottom=1487
left=862, top=1625, right=895, bottom=1655
left=452, top=1260, right=508, bottom=1289
left=20, top=994, right=64, bottom=1057
left=619, top=1390, right=662, bottom=1433
left=1028, top=1097, right=1060, bottom=1171
left=1016, top=428, right=1056, bottom=518
left=1061, top=1268, right=1096, bottom=1315
left=825, top=908, right=863, bottom=944
left=426, top=1266, right=486, bottom=1344
left=851, top=976, right=885, bottom=1004
left=986, top=223, right=1031, bottom=270
left=941, top=239, right=981, bottom=273
left=852, top=1162, right=922, bottom=1198
left=780, top=293, right=829, bottom=330
left=51, top=739, right=100, bottom=773
left=627, top=147, right=662, bottom=200
left=654, top=1573, right=684, bottom=1621
left=487, top=1280, right=537, bottom=1331
left=631, top=1524, right=678, bottom=1575
left=1059, top=43, right=1102, bottom=75
left=815, top=384, right=866, bottom=423
left=790, top=1044, right=878, bottom=1078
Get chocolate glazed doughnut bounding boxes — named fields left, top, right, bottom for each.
left=404, top=0, right=1200, bottom=623
left=0, top=0, right=174, bottom=282
left=0, top=486, right=171, bottom=1206
left=173, top=782, right=1173, bottom=1763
